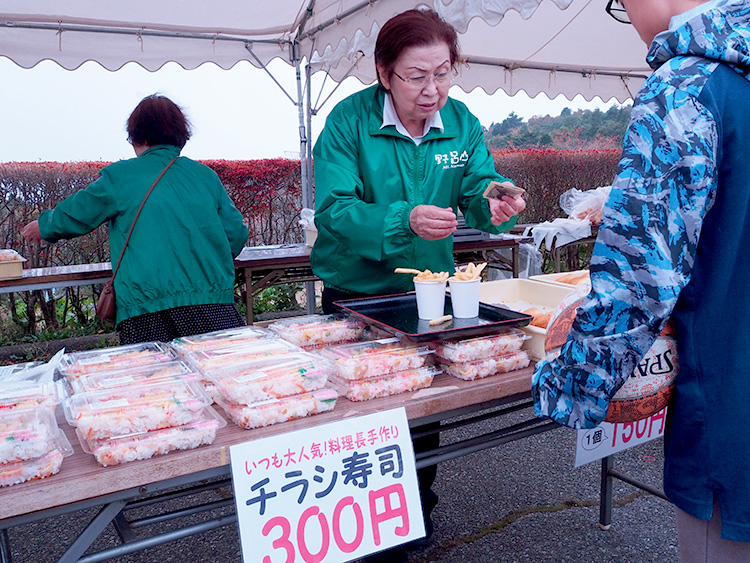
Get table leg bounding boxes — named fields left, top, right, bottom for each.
left=244, top=268, right=254, bottom=324
left=599, top=455, right=614, bottom=530
left=58, top=500, right=127, bottom=563
left=1, top=528, right=12, bottom=563
left=512, top=243, right=520, bottom=278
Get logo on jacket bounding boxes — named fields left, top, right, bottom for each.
left=435, top=150, right=469, bottom=169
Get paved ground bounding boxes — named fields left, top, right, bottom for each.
left=5, top=404, right=679, bottom=562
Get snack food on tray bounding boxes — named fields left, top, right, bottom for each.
left=0, top=432, right=73, bottom=488
left=0, top=381, right=60, bottom=413
left=216, top=388, right=338, bottom=430
left=432, top=329, right=529, bottom=363
left=184, top=339, right=301, bottom=372
left=205, top=352, right=331, bottom=404
left=439, top=351, right=530, bottom=381
left=68, top=361, right=199, bottom=394
left=64, top=379, right=211, bottom=440
left=78, top=407, right=226, bottom=467
left=60, top=342, right=177, bottom=378
left=0, top=249, right=24, bottom=262
left=333, top=366, right=439, bottom=402
left=0, top=408, right=58, bottom=464
left=170, top=326, right=274, bottom=354
left=268, top=315, right=366, bottom=348
left=320, top=338, right=433, bottom=380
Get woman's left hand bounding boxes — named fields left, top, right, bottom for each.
left=22, top=220, right=42, bottom=243
left=489, top=196, right=526, bottom=226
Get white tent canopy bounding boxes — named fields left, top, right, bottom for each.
left=1, top=0, right=650, bottom=103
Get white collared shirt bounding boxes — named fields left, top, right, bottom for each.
left=381, top=92, right=444, bottom=145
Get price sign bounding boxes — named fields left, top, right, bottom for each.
left=574, top=407, right=668, bottom=468
left=230, top=407, right=424, bottom=563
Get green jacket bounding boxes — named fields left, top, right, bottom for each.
left=39, top=145, right=248, bottom=324
left=311, top=85, right=516, bottom=295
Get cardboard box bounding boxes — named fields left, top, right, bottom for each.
left=479, top=279, right=574, bottom=360
left=530, top=269, right=590, bottom=288
left=0, top=250, right=26, bottom=281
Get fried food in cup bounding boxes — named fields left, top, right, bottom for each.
left=394, top=267, right=449, bottom=282
left=449, top=262, right=487, bottom=281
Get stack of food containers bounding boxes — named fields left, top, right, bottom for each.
left=322, top=337, right=438, bottom=401
left=267, top=314, right=366, bottom=350
left=0, top=380, right=72, bottom=487
left=60, top=343, right=223, bottom=467
left=174, top=326, right=339, bottom=430
left=432, top=329, right=531, bottom=381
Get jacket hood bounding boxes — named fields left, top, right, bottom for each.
left=647, top=1, right=750, bottom=79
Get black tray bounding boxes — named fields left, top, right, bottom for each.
left=334, top=292, right=532, bottom=342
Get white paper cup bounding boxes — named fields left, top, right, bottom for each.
left=414, top=280, right=447, bottom=320
left=449, top=278, right=480, bottom=318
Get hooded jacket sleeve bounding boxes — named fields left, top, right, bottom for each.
left=532, top=63, right=720, bottom=429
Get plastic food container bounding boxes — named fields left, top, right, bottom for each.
left=68, top=361, right=199, bottom=394
left=0, top=381, right=60, bottom=413
left=205, top=352, right=332, bottom=404
left=0, top=249, right=26, bottom=281
left=439, top=351, right=531, bottom=381
left=332, top=366, right=439, bottom=402
left=184, top=339, right=301, bottom=372
left=0, top=431, right=73, bottom=488
left=320, top=338, right=433, bottom=380
left=0, top=361, right=45, bottom=381
left=77, top=406, right=226, bottom=467
left=432, top=329, right=530, bottom=363
left=64, top=379, right=212, bottom=440
left=60, top=342, right=178, bottom=378
left=170, top=326, right=274, bottom=354
left=267, top=314, right=366, bottom=348
left=216, top=388, right=338, bottom=430
left=0, top=408, right=59, bottom=464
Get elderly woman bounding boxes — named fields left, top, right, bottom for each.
left=312, top=8, right=525, bottom=312
left=311, top=9, right=525, bottom=561
left=22, top=94, right=248, bottom=344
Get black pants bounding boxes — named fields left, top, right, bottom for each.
left=322, top=286, right=440, bottom=511
left=117, top=303, right=245, bottom=345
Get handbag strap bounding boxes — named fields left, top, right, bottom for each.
left=111, top=156, right=178, bottom=280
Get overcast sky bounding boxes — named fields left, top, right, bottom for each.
left=0, top=57, right=622, bottom=163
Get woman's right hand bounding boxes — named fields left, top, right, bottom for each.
left=409, top=205, right=458, bottom=241
left=22, top=220, right=42, bottom=243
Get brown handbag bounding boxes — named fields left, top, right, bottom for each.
left=96, top=157, right=178, bottom=324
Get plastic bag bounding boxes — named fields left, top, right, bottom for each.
left=559, top=186, right=611, bottom=226
left=299, top=208, right=316, bottom=231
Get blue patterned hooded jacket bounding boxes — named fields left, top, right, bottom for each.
left=532, top=1, right=750, bottom=537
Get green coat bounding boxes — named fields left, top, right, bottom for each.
left=311, top=85, right=516, bottom=295
left=39, top=145, right=248, bottom=324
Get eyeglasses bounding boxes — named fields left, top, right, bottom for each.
left=392, top=70, right=452, bottom=89
left=605, top=0, right=630, bottom=24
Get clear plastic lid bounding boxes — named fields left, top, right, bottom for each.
left=0, top=380, right=61, bottom=412
left=170, top=326, right=274, bottom=354
left=0, top=430, right=73, bottom=488
left=216, top=387, right=338, bottom=430
left=60, top=342, right=178, bottom=377
left=330, top=366, right=439, bottom=402
left=64, top=378, right=211, bottom=429
left=205, top=352, right=332, bottom=404
left=184, top=339, right=301, bottom=371
left=0, top=407, right=60, bottom=464
left=432, top=328, right=530, bottom=362
left=319, top=338, right=433, bottom=380
left=0, top=361, right=45, bottom=381
left=77, top=406, right=226, bottom=466
left=68, top=361, right=199, bottom=394
left=0, top=249, right=26, bottom=262
left=267, top=314, right=366, bottom=347
left=438, top=350, right=531, bottom=381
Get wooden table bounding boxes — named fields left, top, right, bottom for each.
left=0, top=367, right=556, bottom=562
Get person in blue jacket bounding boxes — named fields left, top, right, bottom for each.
left=532, top=1, right=750, bottom=560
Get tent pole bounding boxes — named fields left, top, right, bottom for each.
left=295, top=44, right=316, bottom=315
